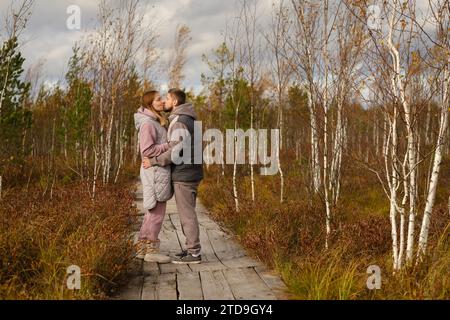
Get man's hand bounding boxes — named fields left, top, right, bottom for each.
left=142, top=157, right=152, bottom=169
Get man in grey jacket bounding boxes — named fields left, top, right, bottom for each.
left=143, top=88, right=204, bottom=264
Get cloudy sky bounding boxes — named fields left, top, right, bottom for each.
left=0, top=0, right=264, bottom=92
left=0, top=0, right=432, bottom=95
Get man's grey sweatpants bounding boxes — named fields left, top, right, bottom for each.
left=174, top=181, right=201, bottom=255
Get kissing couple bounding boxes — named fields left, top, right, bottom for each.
left=133, top=88, right=204, bottom=265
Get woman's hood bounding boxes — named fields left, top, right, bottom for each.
left=134, top=108, right=157, bottom=131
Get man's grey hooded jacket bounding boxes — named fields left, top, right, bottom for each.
left=150, top=103, right=204, bottom=183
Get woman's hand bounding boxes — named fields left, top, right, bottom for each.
left=142, top=157, right=152, bottom=169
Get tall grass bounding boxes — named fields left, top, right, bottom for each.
left=278, top=247, right=365, bottom=300
left=0, top=181, right=137, bottom=299
left=199, top=165, right=450, bottom=300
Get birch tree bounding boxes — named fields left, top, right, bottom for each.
left=239, top=0, right=262, bottom=203
left=266, top=0, right=292, bottom=203
left=418, top=0, right=450, bottom=258
left=290, top=0, right=322, bottom=195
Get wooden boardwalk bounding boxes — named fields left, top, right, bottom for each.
left=116, top=182, right=290, bottom=300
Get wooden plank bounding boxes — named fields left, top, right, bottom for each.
left=207, top=229, right=246, bottom=261
left=159, top=263, right=191, bottom=274
left=143, top=262, right=159, bottom=277
left=141, top=276, right=158, bottom=300
left=223, top=268, right=277, bottom=300
left=119, top=275, right=143, bottom=300
left=196, top=200, right=209, bottom=213
left=254, top=266, right=291, bottom=300
left=156, top=273, right=178, bottom=300
left=177, top=272, right=203, bottom=300
left=166, top=199, right=178, bottom=214
left=200, top=270, right=235, bottom=300
left=159, top=223, right=182, bottom=255
left=169, top=214, right=188, bottom=254
left=198, top=225, right=221, bottom=263
left=221, top=256, right=263, bottom=269
left=198, top=218, right=222, bottom=231
left=189, top=261, right=228, bottom=272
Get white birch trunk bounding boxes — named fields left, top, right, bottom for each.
left=322, top=0, right=331, bottom=249
left=277, top=89, right=285, bottom=203
left=250, top=105, right=255, bottom=202
left=306, top=88, right=321, bottom=193
left=418, top=68, right=449, bottom=257
left=389, top=109, right=400, bottom=270
left=233, top=100, right=240, bottom=213
left=385, top=3, right=418, bottom=264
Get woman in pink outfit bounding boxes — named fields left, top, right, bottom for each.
left=133, top=90, right=172, bottom=263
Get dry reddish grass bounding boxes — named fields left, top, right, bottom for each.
left=199, top=162, right=450, bottom=300
left=0, top=180, right=137, bottom=299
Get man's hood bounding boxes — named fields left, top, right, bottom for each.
left=170, top=103, right=198, bottom=121
left=134, top=107, right=157, bottom=131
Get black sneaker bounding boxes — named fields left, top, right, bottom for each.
left=172, top=253, right=202, bottom=265
left=175, top=250, right=188, bottom=258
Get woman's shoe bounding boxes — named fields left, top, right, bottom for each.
left=144, top=240, right=171, bottom=264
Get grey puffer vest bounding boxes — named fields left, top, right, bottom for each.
left=135, top=113, right=173, bottom=210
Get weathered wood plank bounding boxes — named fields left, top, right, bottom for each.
left=254, top=266, right=292, bottom=300
left=223, top=268, right=277, bottom=300
left=198, top=225, right=221, bottom=263
left=198, top=218, right=223, bottom=231
left=159, top=224, right=182, bottom=255
left=169, top=214, right=189, bottom=255
left=159, top=263, right=191, bottom=274
left=141, top=276, right=158, bottom=300
left=189, top=261, right=228, bottom=272
left=119, top=275, right=143, bottom=300
left=166, top=200, right=178, bottom=214
left=221, top=256, right=263, bottom=269
left=177, top=272, right=203, bottom=300
left=143, top=262, right=159, bottom=277
left=156, top=273, right=178, bottom=300
left=200, top=270, right=235, bottom=300
left=207, top=229, right=247, bottom=261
